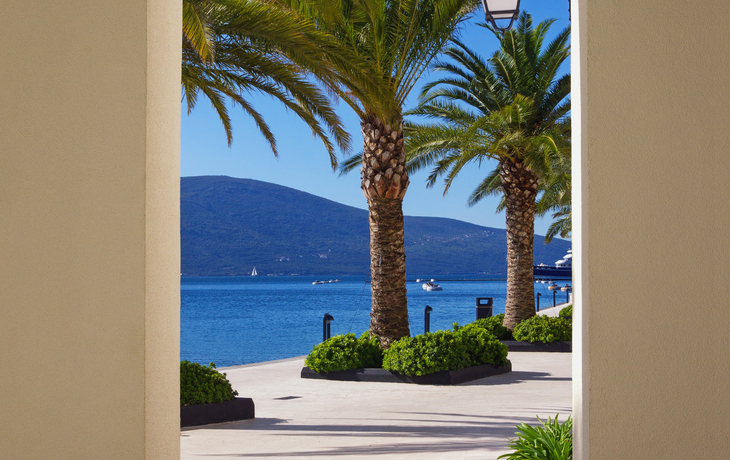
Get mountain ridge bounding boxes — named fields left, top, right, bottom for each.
left=181, top=176, right=571, bottom=276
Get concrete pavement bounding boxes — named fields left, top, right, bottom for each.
left=181, top=351, right=572, bottom=459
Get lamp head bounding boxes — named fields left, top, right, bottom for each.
left=480, top=0, right=520, bottom=33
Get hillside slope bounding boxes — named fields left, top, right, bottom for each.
left=181, top=176, right=571, bottom=276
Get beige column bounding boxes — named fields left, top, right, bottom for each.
left=0, top=1, right=180, bottom=458
left=574, top=0, right=730, bottom=458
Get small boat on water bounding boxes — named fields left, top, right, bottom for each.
left=422, top=281, right=442, bottom=291
left=251, top=267, right=258, bottom=276
left=312, top=280, right=325, bottom=285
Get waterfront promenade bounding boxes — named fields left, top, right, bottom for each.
left=181, top=340, right=572, bottom=459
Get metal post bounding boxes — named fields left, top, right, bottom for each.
left=536, top=293, right=542, bottom=312
left=553, top=290, right=556, bottom=308
left=424, top=305, right=432, bottom=334
left=322, top=313, right=334, bottom=342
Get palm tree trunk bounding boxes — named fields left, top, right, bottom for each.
left=501, top=160, right=538, bottom=331
left=361, top=114, right=410, bottom=348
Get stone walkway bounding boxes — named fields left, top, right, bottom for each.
left=181, top=351, right=572, bottom=459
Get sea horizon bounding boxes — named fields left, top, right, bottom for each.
left=181, top=275, right=571, bottom=367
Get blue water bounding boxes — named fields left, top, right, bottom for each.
left=181, top=275, right=571, bottom=367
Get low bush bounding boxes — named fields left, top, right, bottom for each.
left=305, top=331, right=383, bottom=373
left=559, top=304, right=573, bottom=318
left=382, top=329, right=508, bottom=377
left=513, top=316, right=572, bottom=343
left=382, top=330, right=470, bottom=376
left=180, top=361, right=238, bottom=406
left=498, top=415, right=573, bottom=460
left=457, top=327, right=510, bottom=368
left=458, top=313, right=513, bottom=340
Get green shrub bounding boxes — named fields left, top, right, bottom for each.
left=513, top=316, right=572, bottom=343
left=559, top=304, right=573, bottom=318
left=357, top=331, right=384, bottom=368
left=305, top=332, right=383, bottom=373
left=498, top=415, right=573, bottom=460
left=382, top=328, right=508, bottom=376
left=457, top=327, right=509, bottom=368
left=180, top=361, right=238, bottom=406
left=458, top=313, right=513, bottom=340
left=382, top=330, right=470, bottom=376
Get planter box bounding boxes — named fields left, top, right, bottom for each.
left=181, top=397, right=255, bottom=428
left=501, top=340, right=572, bottom=352
left=301, top=361, right=511, bottom=385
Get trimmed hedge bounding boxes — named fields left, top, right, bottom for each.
left=382, top=329, right=508, bottom=377
left=457, top=313, right=513, bottom=340
left=513, top=316, right=572, bottom=343
left=304, top=332, right=383, bottom=373
left=181, top=361, right=238, bottom=406
left=559, top=304, right=573, bottom=318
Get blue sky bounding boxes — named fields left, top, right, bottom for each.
left=181, top=1, right=571, bottom=237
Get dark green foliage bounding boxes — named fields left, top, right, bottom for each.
left=457, top=327, right=510, bottom=369
left=458, top=313, right=513, bottom=340
left=559, top=304, right=572, bottom=318
left=382, top=329, right=508, bottom=377
left=357, top=331, right=384, bottom=369
left=304, top=332, right=383, bottom=373
left=181, top=176, right=571, bottom=276
left=498, top=415, right=573, bottom=460
left=513, top=316, right=572, bottom=343
left=382, top=330, right=470, bottom=376
left=180, top=361, right=238, bottom=406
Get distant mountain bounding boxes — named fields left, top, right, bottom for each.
left=181, top=176, right=571, bottom=276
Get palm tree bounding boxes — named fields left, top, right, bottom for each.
left=405, top=13, right=570, bottom=330
left=535, top=133, right=571, bottom=243
left=281, top=0, right=476, bottom=347
left=182, top=0, right=354, bottom=165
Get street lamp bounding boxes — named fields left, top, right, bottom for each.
left=480, top=0, right=521, bottom=33
left=481, top=1, right=572, bottom=34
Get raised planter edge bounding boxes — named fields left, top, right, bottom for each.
left=181, top=397, right=255, bottom=428
left=301, top=360, right=511, bottom=385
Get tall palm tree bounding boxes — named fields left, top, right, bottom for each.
left=281, top=0, right=476, bottom=347
left=405, top=13, right=570, bottom=330
left=182, top=0, right=355, bottom=164
left=471, top=118, right=571, bottom=244
left=535, top=132, right=571, bottom=243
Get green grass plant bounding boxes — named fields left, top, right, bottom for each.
left=498, top=415, right=573, bottom=460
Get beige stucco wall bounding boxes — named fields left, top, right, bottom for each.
left=0, top=0, right=180, bottom=458
left=573, top=0, right=730, bottom=457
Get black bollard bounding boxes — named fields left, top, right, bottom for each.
left=536, top=293, right=542, bottom=312
left=322, top=313, right=334, bottom=342
left=424, top=305, right=433, bottom=333
left=553, top=290, right=556, bottom=308
left=565, top=285, right=571, bottom=303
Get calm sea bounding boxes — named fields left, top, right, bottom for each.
left=181, top=275, right=571, bottom=367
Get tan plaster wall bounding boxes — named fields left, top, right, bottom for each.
left=574, top=0, right=730, bottom=457
left=0, top=0, right=180, bottom=458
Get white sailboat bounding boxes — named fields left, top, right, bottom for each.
left=251, top=267, right=258, bottom=276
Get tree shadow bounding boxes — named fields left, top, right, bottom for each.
left=459, top=370, right=572, bottom=386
